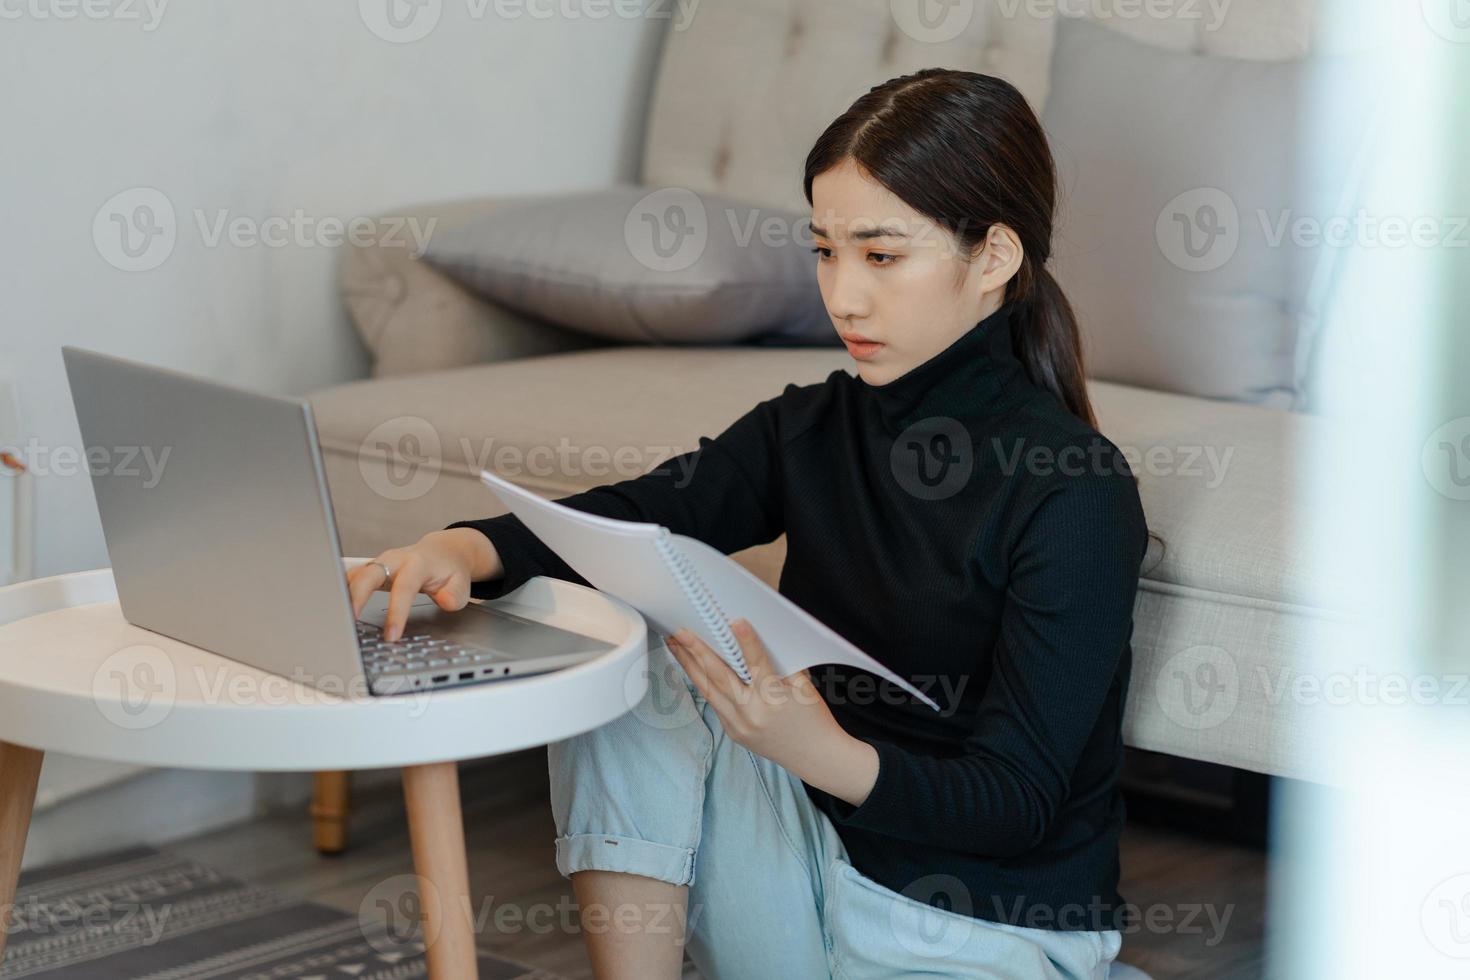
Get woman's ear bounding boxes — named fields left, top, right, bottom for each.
left=978, top=223, right=1024, bottom=291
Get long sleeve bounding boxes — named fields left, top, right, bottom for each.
left=817, top=461, right=1149, bottom=858
left=445, top=392, right=788, bottom=601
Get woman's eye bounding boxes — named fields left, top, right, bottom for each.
left=809, top=247, right=897, bottom=266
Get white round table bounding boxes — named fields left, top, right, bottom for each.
left=0, top=560, right=649, bottom=980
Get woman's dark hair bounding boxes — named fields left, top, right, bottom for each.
left=803, top=67, right=1164, bottom=568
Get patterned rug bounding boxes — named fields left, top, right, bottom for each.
left=0, top=844, right=559, bottom=979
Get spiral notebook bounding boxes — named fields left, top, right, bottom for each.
left=477, top=469, right=939, bottom=711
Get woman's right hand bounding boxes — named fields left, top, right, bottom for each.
left=346, top=528, right=502, bottom=642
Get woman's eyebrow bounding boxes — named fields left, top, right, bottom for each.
left=808, top=222, right=912, bottom=241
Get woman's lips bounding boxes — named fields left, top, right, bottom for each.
left=843, top=338, right=883, bottom=360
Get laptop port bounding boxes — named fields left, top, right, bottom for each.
left=458, top=671, right=474, bottom=680
left=431, top=674, right=449, bottom=683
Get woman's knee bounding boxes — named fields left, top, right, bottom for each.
left=547, top=643, right=714, bottom=826
left=558, top=642, right=704, bottom=752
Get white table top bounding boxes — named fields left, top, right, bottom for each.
left=0, top=562, right=648, bottom=771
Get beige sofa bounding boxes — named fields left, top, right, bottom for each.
left=307, top=0, right=1357, bottom=787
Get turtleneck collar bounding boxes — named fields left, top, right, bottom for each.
left=857, top=302, right=1029, bottom=434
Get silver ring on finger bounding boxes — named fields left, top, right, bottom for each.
left=369, top=559, right=393, bottom=584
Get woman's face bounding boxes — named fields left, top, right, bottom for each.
left=809, top=157, right=1021, bottom=386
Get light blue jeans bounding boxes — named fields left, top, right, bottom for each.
left=546, top=641, right=1126, bottom=980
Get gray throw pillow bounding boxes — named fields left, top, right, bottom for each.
left=419, top=182, right=838, bottom=347
left=1041, top=17, right=1374, bottom=410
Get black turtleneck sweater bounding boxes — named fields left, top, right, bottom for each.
left=445, top=302, right=1150, bottom=932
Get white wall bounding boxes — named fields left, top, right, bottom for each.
left=1, top=0, right=668, bottom=859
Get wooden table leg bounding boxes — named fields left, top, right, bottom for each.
left=401, top=761, right=478, bottom=980
left=0, top=741, right=44, bottom=965
left=310, top=771, right=352, bottom=854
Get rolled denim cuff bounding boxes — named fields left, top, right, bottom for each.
left=553, top=832, right=697, bottom=886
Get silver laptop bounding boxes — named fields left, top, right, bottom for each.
left=61, top=345, right=615, bottom=697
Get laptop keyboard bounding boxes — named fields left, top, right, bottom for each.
left=355, top=620, right=505, bottom=677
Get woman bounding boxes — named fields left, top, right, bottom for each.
left=348, top=68, right=1158, bottom=980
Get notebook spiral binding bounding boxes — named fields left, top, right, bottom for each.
left=654, top=527, right=752, bottom=683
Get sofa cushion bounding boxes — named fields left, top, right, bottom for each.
left=419, top=183, right=837, bottom=347
left=640, top=0, right=1056, bottom=215
left=1042, top=16, right=1373, bottom=410
left=309, top=346, right=1355, bottom=782
left=1073, top=0, right=1317, bottom=59
left=636, top=0, right=1321, bottom=218
left=341, top=194, right=614, bottom=379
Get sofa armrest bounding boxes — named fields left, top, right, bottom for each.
left=340, top=195, right=612, bottom=378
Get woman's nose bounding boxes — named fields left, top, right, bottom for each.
left=824, top=260, right=869, bottom=321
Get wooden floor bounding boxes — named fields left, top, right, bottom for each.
left=166, top=750, right=1270, bottom=979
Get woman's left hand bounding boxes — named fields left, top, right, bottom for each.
left=666, top=619, right=879, bottom=806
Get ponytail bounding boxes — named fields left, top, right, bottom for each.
left=1011, top=260, right=1166, bottom=570
left=1010, top=262, right=1096, bottom=430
